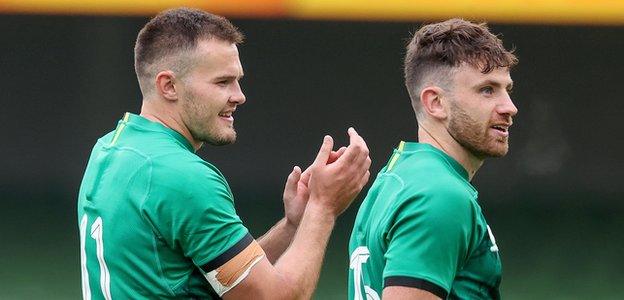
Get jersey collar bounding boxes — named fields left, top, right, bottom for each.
left=124, top=113, right=195, bottom=152
left=401, top=142, right=470, bottom=181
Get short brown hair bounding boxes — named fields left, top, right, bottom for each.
left=404, top=19, right=517, bottom=114
left=134, top=7, right=244, bottom=94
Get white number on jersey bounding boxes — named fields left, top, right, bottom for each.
left=350, top=246, right=380, bottom=300
left=80, top=214, right=112, bottom=300
left=487, top=225, right=499, bottom=252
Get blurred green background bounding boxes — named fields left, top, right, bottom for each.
left=1, top=15, right=623, bottom=299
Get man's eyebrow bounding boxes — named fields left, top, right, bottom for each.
left=214, top=74, right=244, bottom=81
left=475, top=79, right=513, bottom=90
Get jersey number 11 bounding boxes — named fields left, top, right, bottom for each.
left=80, top=214, right=112, bottom=300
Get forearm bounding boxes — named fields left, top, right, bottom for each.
left=272, top=201, right=336, bottom=299
left=225, top=202, right=336, bottom=300
left=257, top=218, right=297, bottom=264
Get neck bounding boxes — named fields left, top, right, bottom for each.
left=417, top=123, right=483, bottom=181
left=140, top=99, right=203, bottom=151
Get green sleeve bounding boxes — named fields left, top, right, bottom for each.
left=383, top=187, right=476, bottom=293
left=141, top=161, right=249, bottom=268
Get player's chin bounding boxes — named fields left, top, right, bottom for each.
left=486, top=142, right=509, bottom=157
left=207, top=130, right=237, bottom=146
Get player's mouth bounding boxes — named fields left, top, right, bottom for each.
left=218, top=110, right=234, bottom=122
left=490, top=124, right=510, bottom=137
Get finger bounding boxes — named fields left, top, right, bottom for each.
left=352, top=129, right=370, bottom=165
left=300, top=167, right=312, bottom=186
left=298, top=181, right=310, bottom=200
left=329, top=148, right=344, bottom=156
left=360, top=156, right=372, bottom=173
left=292, top=166, right=302, bottom=181
left=347, top=154, right=370, bottom=182
left=334, top=146, right=347, bottom=158
left=358, top=170, right=371, bottom=189
left=284, top=166, right=302, bottom=198
left=340, top=128, right=365, bottom=163
left=312, top=135, right=333, bottom=167
left=345, top=149, right=370, bottom=178
left=348, top=127, right=364, bottom=146
left=328, top=146, right=347, bottom=164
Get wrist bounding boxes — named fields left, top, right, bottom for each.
left=283, top=217, right=298, bottom=232
left=304, top=200, right=338, bottom=223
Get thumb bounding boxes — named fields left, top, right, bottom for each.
left=284, top=166, right=302, bottom=199
left=312, top=135, right=333, bottom=167
left=300, top=167, right=312, bottom=186
left=347, top=127, right=361, bottom=145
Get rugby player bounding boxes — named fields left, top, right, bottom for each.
left=78, top=7, right=370, bottom=299
left=348, top=19, right=518, bottom=300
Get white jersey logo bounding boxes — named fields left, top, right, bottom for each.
left=350, top=246, right=380, bottom=300
left=487, top=225, right=499, bottom=252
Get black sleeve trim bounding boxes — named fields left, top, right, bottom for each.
left=384, top=276, right=448, bottom=299
left=200, top=233, right=254, bottom=273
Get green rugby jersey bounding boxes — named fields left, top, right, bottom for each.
left=348, top=142, right=501, bottom=300
left=77, top=113, right=253, bottom=299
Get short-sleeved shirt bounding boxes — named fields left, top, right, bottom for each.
left=348, top=142, right=502, bottom=300
left=77, top=113, right=264, bottom=299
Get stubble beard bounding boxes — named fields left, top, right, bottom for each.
left=184, top=92, right=237, bottom=147
left=447, top=102, right=509, bottom=159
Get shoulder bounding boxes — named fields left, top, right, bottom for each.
left=399, top=182, right=474, bottom=225
left=87, top=131, right=115, bottom=156
left=385, top=173, right=478, bottom=249
left=151, top=151, right=228, bottom=190
left=396, top=151, right=471, bottom=197
left=142, top=153, right=235, bottom=219
left=96, top=130, right=116, bottom=146
left=367, top=149, right=476, bottom=220
left=390, top=154, right=476, bottom=223
left=390, top=149, right=455, bottom=180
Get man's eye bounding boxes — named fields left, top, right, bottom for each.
left=216, top=80, right=228, bottom=86
left=481, top=86, right=494, bottom=95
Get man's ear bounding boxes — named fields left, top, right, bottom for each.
left=155, top=70, right=178, bottom=101
left=420, top=86, right=448, bottom=120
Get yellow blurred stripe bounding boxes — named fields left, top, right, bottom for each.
left=0, top=0, right=288, bottom=16
left=0, top=0, right=189, bottom=15
left=2, top=0, right=624, bottom=24
left=290, top=0, right=624, bottom=25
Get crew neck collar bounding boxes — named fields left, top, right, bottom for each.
left=124, top=112, right=195, bottom=152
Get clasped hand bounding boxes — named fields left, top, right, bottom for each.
left=283, top=128, right=371, bottom=226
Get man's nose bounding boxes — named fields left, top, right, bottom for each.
left=498, top=93, right=518, bottom=117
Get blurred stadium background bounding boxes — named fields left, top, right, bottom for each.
left=1, top=0, right=623, bottom=299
